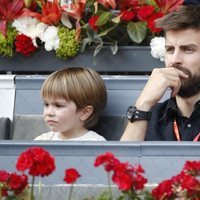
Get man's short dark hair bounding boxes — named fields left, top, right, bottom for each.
left=156, top=5, right=200, bottom=32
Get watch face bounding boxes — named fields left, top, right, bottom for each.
left=126, top=106, right=135, bottom=120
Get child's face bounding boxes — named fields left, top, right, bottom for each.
left=43, top=98, right=85, bottom=138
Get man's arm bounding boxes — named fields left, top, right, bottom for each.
left=121, top=120, right=148, bottom=141
left=121, top=68, right=188, bottom=141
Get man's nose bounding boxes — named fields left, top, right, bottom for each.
left=171, top=49, right=183, bottom=65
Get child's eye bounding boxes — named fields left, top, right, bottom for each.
left=55, top=104, right=64, bottom=108
left=43, top=103, right=49, bottom=107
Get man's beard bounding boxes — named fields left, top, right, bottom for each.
left=172, top=64, right=200, bottom=98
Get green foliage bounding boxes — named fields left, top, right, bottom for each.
left=83, top=191, right=112, bottom=200
left=96, top=12, right=112, bottom=26
left=0, top=27, right=17, bottom=57
left=56, top=27, right=80, bottom=60
left=127, top=22, right=147, bottom=44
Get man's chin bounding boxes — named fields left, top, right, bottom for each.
left=178, top=88, right=200, bottom=98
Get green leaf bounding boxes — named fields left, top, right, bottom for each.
left=110, top=41, right=118, bottom=55
left=97, top=26, right=115, bottom=37
left=111, top=15, right=121, bottom=24
left=145, top=0, right=159, bottom=10
left=94, top=40, right=103, bottom=57
left=80, top=38, right=92, bottom=52
left=96, top=12, right=111, bottom=26
left=146, top=0, right=157, bottom=6
left=127, top=21, right=147, bottom=44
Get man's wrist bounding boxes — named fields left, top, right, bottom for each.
left=126, top=106, right=151, bottom=122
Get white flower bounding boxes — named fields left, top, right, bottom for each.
left=40, top=26, right=60, bottom=51
left=12, top=16, right=48, bottom=46
left=150, top=37, right=165, bottom=62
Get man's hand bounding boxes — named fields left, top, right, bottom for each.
left=135, top=67, right=189, bottom=111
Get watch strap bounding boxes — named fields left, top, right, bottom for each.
left=127, top=106, right=151, bottom=122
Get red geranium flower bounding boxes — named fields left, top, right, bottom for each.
left=0, top=171, right=28, bottom=197
left=180, top=174, right=200, bottom=196
left=137, top=5, right=155, bottom=21
left=147, top=12, right=163, bottom=33
left=63, top=168, right=81, bottom=184
left=8, top=173, right=28, bottom=195
left=0, top=170, right=10, bottom=197
left=94, top=152, right=120, bottom=172
left=89, top=15, right=99, bottom=31
left=172, top=172, right=200, bottom=197
left=0, top=170, right=10, bottom=182
left=112, top=162, right=134, bottom=191
left=151, top=179, right=173, bottom=199
left=14, top=34, right=37, bottom=56
left=16, top=147, right=55, bottom=177
left=119, top=0, right=139, bottom=10
left=147, top=12, right=164, bottom=33
left=132, top=173, right=147, bottom=190
left=183, top=160, right=200, bottom=176
left=112, top=162, right=147, bottom=191
left=120, top=10, right=135, bottom=22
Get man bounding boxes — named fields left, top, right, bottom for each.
left=121, top=5, right=200, bottom=141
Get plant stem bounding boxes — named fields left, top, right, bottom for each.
left=31, top=176, right=35, bottom=200
left=38, top=180, right=42, bottom=200
left=0, top=188, right=2, bottom=200
left=107, top=172, right=112, bottom=200
left=68, top=184, right=74, bottom=200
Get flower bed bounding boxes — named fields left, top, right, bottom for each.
left=0, top=0, right=184, bottom=60
left=0, top=147, right=199, bottom=200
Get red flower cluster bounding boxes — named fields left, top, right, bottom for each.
left=14, top=34, right=37, bottom=56
left=94, top=152, right=120, bottom=172
left=152, top=161, right=200, bottom=200
left=120, top=3, right=163, bottom=33
left=0, top=170, right=28, bottom=197
left=183, top=160, right=200, bottom=176
left=94, top=152, right=147, bottom=193
left=16, top=147, right=55, bottom=177
left=63, top=168, right=81, bottom=184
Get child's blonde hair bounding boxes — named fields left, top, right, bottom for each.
left=41, top=67, right=107, bottom=129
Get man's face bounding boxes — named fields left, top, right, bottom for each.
left=165, top=29, right=200, bottom=98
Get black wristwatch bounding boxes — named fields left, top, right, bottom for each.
left=126, top=106, right=151, bottom=122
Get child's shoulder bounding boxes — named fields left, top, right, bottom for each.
left=79, top=131, right=106, bottom=141
left=34, top=131, right=56, bottom=140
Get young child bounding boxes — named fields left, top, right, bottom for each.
left=35, top=67, right=107, bottom=141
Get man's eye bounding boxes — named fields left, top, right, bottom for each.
left=165, top=48, right=174, bottom=54
left=184, top=48, right=194, bottom=53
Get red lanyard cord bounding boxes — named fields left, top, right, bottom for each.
left=173, top=119, right=200, bottom=142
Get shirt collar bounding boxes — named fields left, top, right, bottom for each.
left=160, top=97, right=179, bottom=121
left=160, top=98, right=200, bottom=121
left=194, top=100, right=200, bottom=109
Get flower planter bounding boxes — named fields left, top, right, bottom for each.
left=0, top=46, right=164, bottom=74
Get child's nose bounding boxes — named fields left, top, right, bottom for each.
left=45, top=106, right=55, bottom=116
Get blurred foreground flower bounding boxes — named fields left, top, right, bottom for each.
left=64, top=168, right=81, bottom=200
left=0, top=147, right=199, bottom=200
left=16, top=146, right=56, bottom=200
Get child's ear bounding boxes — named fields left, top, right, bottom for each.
left=80, top=105, right=93, bottom=121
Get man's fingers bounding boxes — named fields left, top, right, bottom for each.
left=170, top=80, right=181, bottom=97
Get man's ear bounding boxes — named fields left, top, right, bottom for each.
left=80, top=105, right=93, bottom=121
